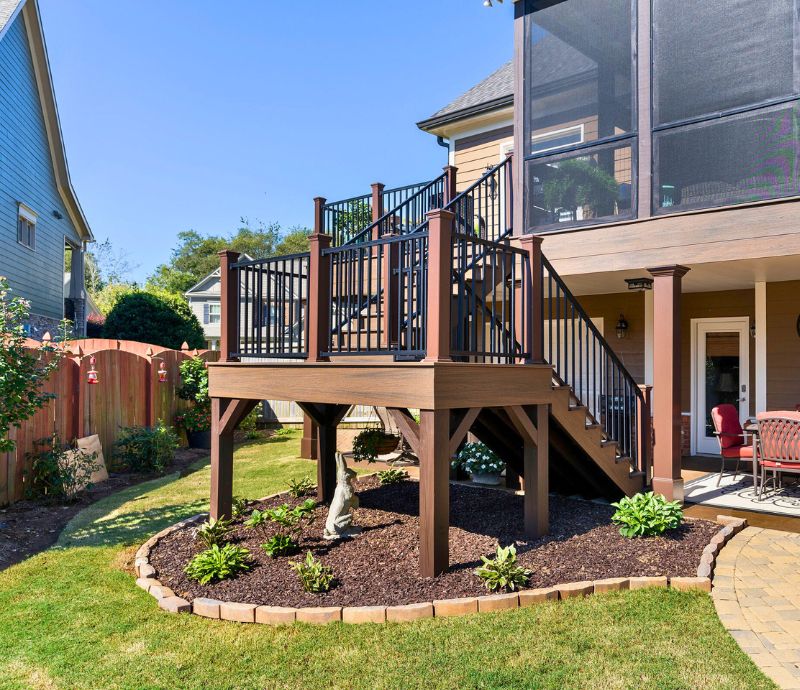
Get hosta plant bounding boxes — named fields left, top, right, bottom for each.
left=611, top=491, right=683, bottom=538
left=290, top=551, right=333, bottom=593
left=287, top=475, right=314, bottom=498
left=184, top=544, right=251, bottom=584
left=262, top=533, right=299, bottom=558
left=243, top=508, right=269, bottom=531
left=452, top=442, right=505, bottom=475
left=231, top=495, right=249, bottom=517
left=194, top=517, right=233, bottom=548
left=377, top=469, right=409, bottom=485
left=474, top=544, right=531, bottom=592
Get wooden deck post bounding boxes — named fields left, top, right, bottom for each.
left=443, top=165, right=458, bottom=204
left=647, top=265, right=689, bottom=501
left=300, top=414, right=318, bottom=460
left=637, top=384, right=653, bottom=484
left=210, top=397, right=234, bottom=520
left=307, top=199, right=331, bottom=362
left=419, top=408, right=450, bottom=577
left=517, top=235, right=544, bottom=364
left=506, top=404, right=549, bottom=538
left=371, top=183, right=385, bottom=226
left=382, top=232, right=399, bottom=350
left=297, top=402, right=349, bottom=503
left=423, top=209, right=454, bottom=363
left=218, top=250, right=241, bottom=362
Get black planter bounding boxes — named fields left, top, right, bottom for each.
left=187, top=430, right=211, bottom=450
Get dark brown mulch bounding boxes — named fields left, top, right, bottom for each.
left=149, top=477, right=720, bottom=608
left=0, top=446, right=209, bottom=571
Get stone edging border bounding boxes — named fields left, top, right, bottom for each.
left=133, top=495, right=747, bottom=625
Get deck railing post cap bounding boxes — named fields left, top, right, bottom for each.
left=518, top=234, right=544, bottom=248
left=370, top=182, right=385, bottom=189
left=646, top=264, right=690, bottom=278
left=426, top=208, right=455, bottom=221
left=218, top=249, right=240, bottom=259
left=313, top=196, right=327, bottom=205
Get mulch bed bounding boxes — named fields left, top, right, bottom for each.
left=149, top=476, right=720, bottom=608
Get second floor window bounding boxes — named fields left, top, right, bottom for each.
left=17, top=204, right=36, bottom=249
left=207, top=303, right=221, bottom=324
left=653, top=0, right=800, bottom=213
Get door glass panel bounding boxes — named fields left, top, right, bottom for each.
left=704, top=332, right=740, bottom=437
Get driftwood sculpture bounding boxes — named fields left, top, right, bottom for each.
left=323, top=452, right=361, bottom=540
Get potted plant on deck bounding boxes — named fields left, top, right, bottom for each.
left=452, top=441, right=505, bottom=486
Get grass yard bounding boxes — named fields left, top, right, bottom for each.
left=0, top=431, right=776, bottom=690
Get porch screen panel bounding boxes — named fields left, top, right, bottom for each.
left=523, top=0, right=637, bottom=231
left=653, top=0, right=800, bottom=214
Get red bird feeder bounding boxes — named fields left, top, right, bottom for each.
left=87, top=356, right=99, bottom=385
left=158, top=361, right=168, bottom=383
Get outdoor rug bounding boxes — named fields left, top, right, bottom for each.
left=684, top=471, right=800, bottom=517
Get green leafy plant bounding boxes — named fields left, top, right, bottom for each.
left=474, top=544, right=531, bottom=592
left=113, top=421, right=179, bottom=474
left=244, top=508, right=269, bottom=530
left=24, top=436, right=101, bottom=502
left=377, top=469, right=409, bottom=485
left=194, top=517, right=233, bottom=548
left=177, top=356, right=209, bottom=405
left=0, top=277, right=71, bottom=454
left=541, top=158, right=620, bottom=221
left=175, top=405, right=211, bottom=434
left=239, top=408, right=260, bottom=440
left=287, top=476, right=314, bottom=498
left=611, top=491, right=684, bottom=538
left=231, top=496, right=249, bottom=517
left=352, top=428, right=399, bottom=463
left=289, top=551, right=333, bottom=593
left=184, top=543, right=251, bottom=585
left=451, top=442, right=505, bottom=476
left=262, top=533, right=299, bottom=558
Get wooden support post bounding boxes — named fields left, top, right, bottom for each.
left=443, top=165, right=458, bottom=204
left=419, top=408, right=450, bottom=577
left=647, top=265, right=689, bottom=502
left=424, top=209, right=454, bottom=363
left=297, top=402, right=349, bottom=503
left=525, top=404, right=549, bottom=538
left=637, top=384, right=653, bottom=485
left=301, top=414, right=318, bottom=460
left=307, top=203, right=331, bottom=363
left=371, top=183, right=385, bottom=224
left=382, top=232, right=399, bottom=350
left=218, top=250, right=241, bottom=362
left=517, top=235, right=543, bottom=364
left=210, top=397, right=234, bottom=520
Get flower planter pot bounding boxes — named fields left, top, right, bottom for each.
left=187, top=430, right=211, bottom=450
left=374, top=435, right=400, bottom=455
left=470, top=471, right=502, bottom=486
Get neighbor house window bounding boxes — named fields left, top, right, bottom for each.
left=17, top=204, right=36, bottom=249
left=652, top=0, right=800, bottom=213
left=523, top=0, right=637, bottom=231
left=207, top=303, right=221, bottom=324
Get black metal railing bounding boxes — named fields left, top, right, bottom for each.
left=541, top=256, right=645, bottom=472
left=322, top=232, right=428, bottom=358
left=324, top=181, right=432, bottom=247
left=449, top=156, right=513, bottom=243
left=345, top=173, right=447, bottom=245
left=450, top=232, right=529, bottom=363
left=231, top=253, right=309, bottom=359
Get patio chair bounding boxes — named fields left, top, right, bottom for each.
left=755, top=411, right=800, bottom=501
left=710, top=404, right=755, bottom=487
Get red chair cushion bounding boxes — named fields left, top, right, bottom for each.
left=761, top=460, right=800, bottom=469
left=721, top=444, right=754, bottom=459
left=712, top=404, right=744, bottom=448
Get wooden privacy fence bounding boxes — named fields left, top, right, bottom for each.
left=0, top=339, right=220, bottom=506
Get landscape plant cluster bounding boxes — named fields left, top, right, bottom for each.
left=185, top=478, right=335, bottom=593
left=25, top=436, right=101, bottom=503
left=611, top=491, right=684, bottom=538
left=113, top=421, right=179, bottom=474
left=452, top=442, right=506, bottom=476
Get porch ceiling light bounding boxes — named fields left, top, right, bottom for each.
left=615, top=314, right=629, bottom=340
left=624, top=277, right=653, bottom=292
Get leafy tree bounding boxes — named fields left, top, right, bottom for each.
left=0, top=277, right=69, bottom=454
left=92, top=282, right=137, bottom=316
left=84, top=238, right=137, bottom=295
left=103, top=291, right=205, bottom=350
left=275, top=226, right=311, bottom=255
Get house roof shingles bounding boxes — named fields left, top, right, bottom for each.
left=0, top=0, right=23, bottom=35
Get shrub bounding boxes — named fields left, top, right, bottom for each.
left=113, top=421, right=179, bottom=473
left=103, top=291, right=205, bottom=350
left=377, top=469, right=409, bottom=485
left=24, top=436, right=101, bottom=502
left=184, top=544, right=251, bottom=584
left=352, top=428, right=398, bottom=463
left=262, top=534, right=299, bottom=558
left=290, top=551, right=333, bottom=593
left=451, top=442, right=505, bottom=476
left=287, top=476, right=314, bottom=498
left=474, top=545, right=531, bottom=592
left=194, top=517, right=233, bottom=548
left=239, top=409, right=260, bottom=440
left=177, top=357, right=209, bottom=405
left=611, top=491, right=684, bottom=538
left=176, top=405, right=211, bottom=433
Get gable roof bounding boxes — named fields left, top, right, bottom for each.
left=0, top=0, right=93, bottom=241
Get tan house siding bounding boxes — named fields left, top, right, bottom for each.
left=454, top=125, right=513, bottom=190
left=766, top=280, right=800, bottom=411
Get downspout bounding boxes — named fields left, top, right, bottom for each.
left=436, top=136, right=450, bottom=166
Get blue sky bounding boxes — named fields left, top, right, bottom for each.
left=40, top=0, right=513, bottom=282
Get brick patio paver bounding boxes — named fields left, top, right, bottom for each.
left=713, top=527, right=800, bottom=689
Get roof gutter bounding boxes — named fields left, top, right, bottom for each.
left=416, top=94, right=514, bottom=133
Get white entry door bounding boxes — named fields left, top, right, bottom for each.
left=692, top=318, right=750, bottom=455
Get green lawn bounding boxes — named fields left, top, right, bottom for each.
left=0, top=431, right=775, bottom=690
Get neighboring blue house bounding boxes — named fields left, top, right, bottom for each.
left=0, top=0, right=93, bottom=337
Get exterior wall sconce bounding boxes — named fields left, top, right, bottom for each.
left=616, top=314, right=629, bottom=340
left=624, top=277, right=653, bottom=292
left=750, top=324, right=756, bottom=338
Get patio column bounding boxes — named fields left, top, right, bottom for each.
left=647, top=265, right=690, bottom=502
left=419, top=408, right=450, bottom=577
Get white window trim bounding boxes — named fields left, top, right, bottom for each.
left=17, top=203, right=37, bottom=250
left=18, top=202, right=37, bottom=223
left=530, top=124, right=585, bottom=155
